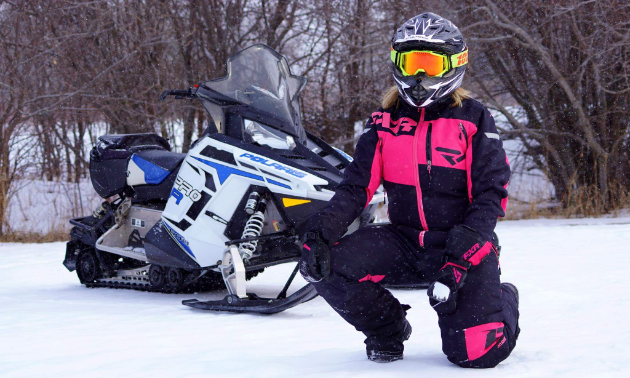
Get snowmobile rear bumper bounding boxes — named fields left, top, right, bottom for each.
left=181, top=283, right=318, bottom=315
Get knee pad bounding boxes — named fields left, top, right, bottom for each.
left=442, top=321, right=515, bottom=368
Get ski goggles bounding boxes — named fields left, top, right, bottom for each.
left=390, top=48, right=468, bottom=77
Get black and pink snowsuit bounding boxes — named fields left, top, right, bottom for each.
left=304, top=96, right=519, bottom=368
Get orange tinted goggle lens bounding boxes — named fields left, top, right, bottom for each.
left=403, top=52, right=445, bottom=76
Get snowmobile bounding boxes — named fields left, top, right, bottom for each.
left=63, top=44, right=383, bottom=314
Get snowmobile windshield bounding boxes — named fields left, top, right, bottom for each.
left=201, top=45, right=307, bottom=142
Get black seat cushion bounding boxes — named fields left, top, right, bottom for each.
left=133, top=169, right=179, bottom=202
left=132, top=150, right=186, bottom=201
left=135, top=149, right=187, bottom=172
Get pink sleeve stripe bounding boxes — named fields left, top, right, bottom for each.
left=501, top=155, right=510, bottom=214
left=364, top=132, right=383, bottom=208
left=501, top=183, right=509, bottom=214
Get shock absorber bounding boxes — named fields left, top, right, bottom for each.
left=238, top=198, right=267, bottom=262
left=244, top=191, right=260, bottom=215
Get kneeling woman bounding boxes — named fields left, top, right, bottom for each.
left=300, top=12, right=520, bottom=367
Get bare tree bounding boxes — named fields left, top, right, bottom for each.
left=4, top=0, right=627, bottom=237
left=453, top=0, right=630, bottom=209
left=0, top=1, right=47, bottom=235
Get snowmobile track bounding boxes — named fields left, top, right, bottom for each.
left=80, top=267, right=264, bottom=294
left=82, top=279, right=214, bottom=294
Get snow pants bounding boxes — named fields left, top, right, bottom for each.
left=310, top=224, right=520, bottom=368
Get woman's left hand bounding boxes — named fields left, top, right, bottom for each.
left=427, top=225, right=495, bottom=314
left=299, top=232, right=331, bottom=283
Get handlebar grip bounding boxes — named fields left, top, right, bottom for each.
left=158, top=89, right=193, bottom=101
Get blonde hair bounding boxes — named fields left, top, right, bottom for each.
left=381, top=85, right=470, bottom=110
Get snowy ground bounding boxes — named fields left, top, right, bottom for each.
left=1, top=217, right=630, bottom=378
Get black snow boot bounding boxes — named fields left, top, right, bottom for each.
left=365, top=319, right=412, bottom=363
left=501, top=282, right=520, bottom=340
left=501, top=282, right=519, bottom=306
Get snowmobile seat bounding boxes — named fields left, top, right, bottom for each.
left=131, top=168, right=180, bottom=201
left=90, top=133, right=173, bottom=198
left=129, top=150, right=186, bottom=202
left=134, top=149, right=187, bottom=174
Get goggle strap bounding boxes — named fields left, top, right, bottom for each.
left=450, top=49, right=469, bottom=68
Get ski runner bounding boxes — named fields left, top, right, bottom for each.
left=299, top=12, right=520, bottom=366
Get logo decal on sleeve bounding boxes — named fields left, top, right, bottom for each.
left=485, top=132, right=500, bottom=140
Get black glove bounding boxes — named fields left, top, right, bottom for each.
left=299, top=232, right=331, bottom=283
left=428, top=225, right=495, bottom=314
left=428, top=257, right=470, bottom=314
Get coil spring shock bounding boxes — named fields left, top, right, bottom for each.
left=238, top=199, right=267, bottom=261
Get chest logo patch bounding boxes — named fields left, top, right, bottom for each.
left=435, top=147, right=466, bottom=166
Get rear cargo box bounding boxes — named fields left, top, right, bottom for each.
left=89, top=133, right=171, bottom=198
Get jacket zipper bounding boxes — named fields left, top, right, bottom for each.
left=412, top=108, right=429, bottom=231
left=459, top=123, right=468, bottom=147
left=426, top=123, right=433, bottom=179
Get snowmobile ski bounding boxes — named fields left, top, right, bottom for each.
left=183, top=257, right=318, bottom=314
left=182, top=283, right=318, bottom=315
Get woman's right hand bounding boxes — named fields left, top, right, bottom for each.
left=299, top=232, right=331, bottom=283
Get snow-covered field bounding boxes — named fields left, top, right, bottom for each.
left=1, top=217, right=630, bottom=378
left=5, top=179, right=101, bottom=235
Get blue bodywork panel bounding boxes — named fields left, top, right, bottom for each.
left=193, top=157, right=264, bottom=185
left=132, top=155, right=171, bottom=184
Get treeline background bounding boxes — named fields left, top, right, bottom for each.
left=1, top=0, right=629, bottom=238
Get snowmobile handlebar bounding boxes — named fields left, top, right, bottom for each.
left=158, top=88, right=196, bottom=101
